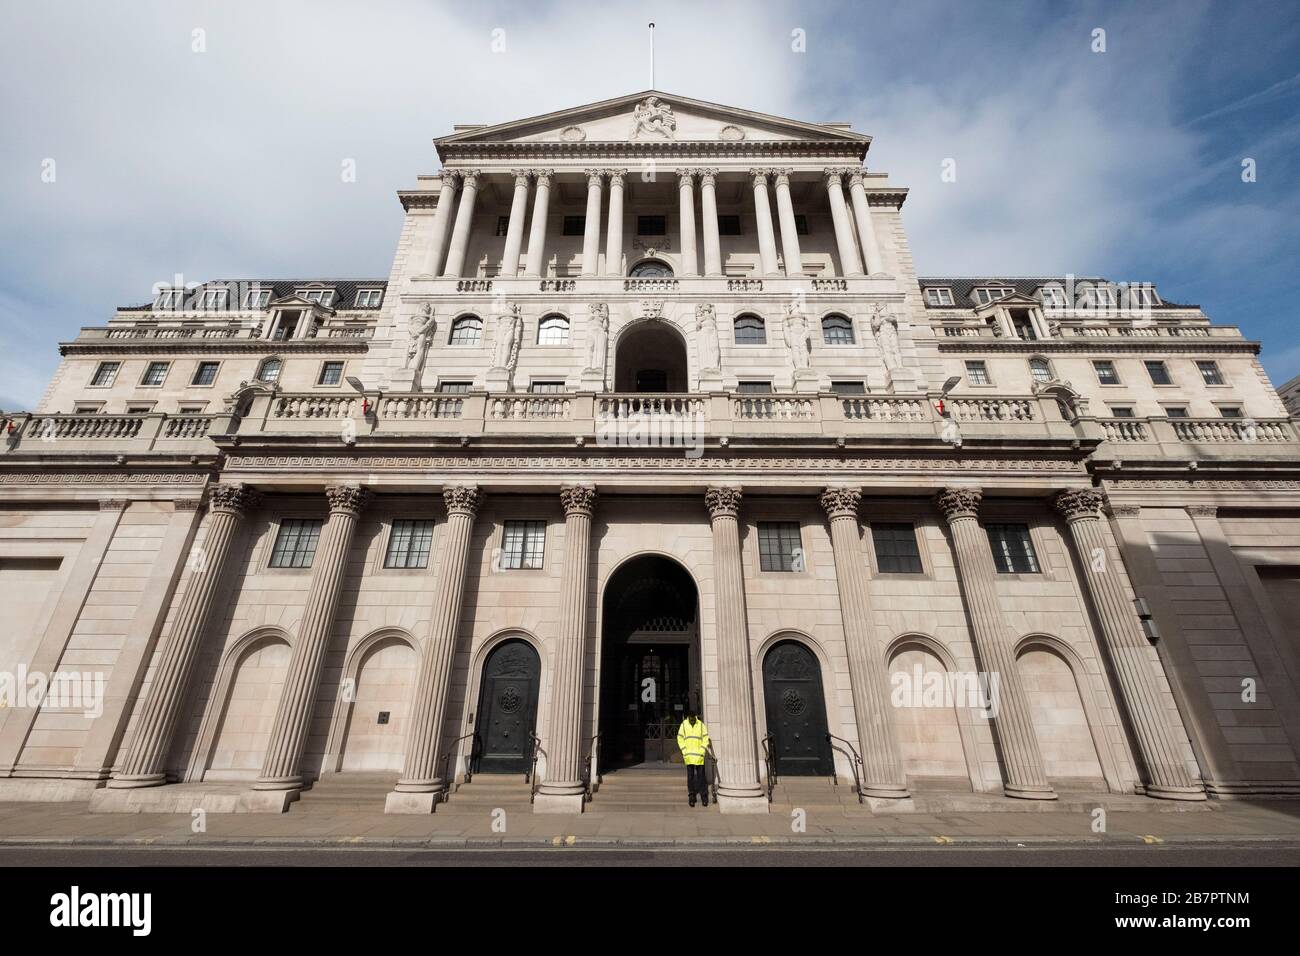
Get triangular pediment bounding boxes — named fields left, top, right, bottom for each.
left=436, top=90, right=869, bottom=150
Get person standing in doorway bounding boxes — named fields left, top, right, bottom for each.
left=676, top=710, right=710, bottom=807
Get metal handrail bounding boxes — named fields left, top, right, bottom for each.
left=526, top=732, right=546, bottom=804
left=438, top=731, right=479, bottom=802
left=825, top=733, right=865, bottom=804
left=760, top=733, right=777, bottom=802
left=581, top=733, right=601, bottom=803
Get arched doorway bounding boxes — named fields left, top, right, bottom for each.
left=473, top=639, right=541, bottom=774
left=629, top=258, right=673, bottom=278
left=1017, top=642, right=1106, bottom=791
left=762, top=640, right=833, bottom=776
left=614, top=322, right=688, bottom=392
left=599, top=555, right=700, bottom=769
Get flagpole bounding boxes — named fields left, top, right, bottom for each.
left=649, top=22, right=655, bottom=88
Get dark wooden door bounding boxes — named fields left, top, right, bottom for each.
left=474, top=640, right=540, bottom=773
left=763, top=641, right=833, bottom=776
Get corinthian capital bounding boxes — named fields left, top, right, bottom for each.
left=772, top=167, right=793, bottom=187
left=584, top=169, right=604, bottom=187
left=846, top=167, right=866, bottom=187
left=705, top=485, right=742, bottom=519
left=749, top=167, right=770, bottom=186
left=511, top=168, right=531, bottom=186
left=325, top=484, right=372, bottom=517
left=440, top=169, right=463, bottom=189
left=533, top=169, right=554, bottom=187
left=697, top=167, right=718, bottom=187
left=824, top=168, right=846, bottom=187
left=1053, top=489, right=1105, bottom=523
left=209, top=482, right=262, bottom=517
left=607, top=168, right=627, bottom=186
left=457, top=168, right=481, bottom=189
left=936, top=487, right=983, bottom=522
left=819, top=486, right=862, bottom=521
left=560, top=483, right=597, bottom=517
left=442, top=484, right=483, bottom=517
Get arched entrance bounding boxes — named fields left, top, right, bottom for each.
left=473, top=639, right=541, bottom=774
left=762, top=640, right=834, bottom=776
left=614, top=321, right=688, bottom=392
left=599, top=555, right=700, bottom=769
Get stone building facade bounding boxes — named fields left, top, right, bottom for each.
left=2, top=91, right=1299, bottom=814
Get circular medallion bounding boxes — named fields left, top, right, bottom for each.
left=499, top=686, right=522, bottom=713
left=719, top=124, right=746, bottom=142
left=560, top=125, right=587, bottom=142
left=781, top=688, right=806, bottom=716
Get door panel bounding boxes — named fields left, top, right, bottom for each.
left=763, top=641, right=833, bottom=776
left=474, top=640, right=540, bottom=774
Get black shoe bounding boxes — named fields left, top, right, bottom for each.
left=689, top=799, right=696, bottom=807
left=701, top=795, right=709, bottom=807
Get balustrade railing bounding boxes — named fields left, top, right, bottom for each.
left=25, top=415, right=144, bottom=440
left=377, top=395, right=464, bottom=420
left=488, top=394, right=572, bottom=421
left=595, top=393, right=706, bottom=421
left=273, top=395, right=357, bottom=419
left=948, top=398, right=1035, bottom=422
left=732, top=395, right=816, bottom=421
left=840, top=396, right=930, bottom=422
left=1100, top=419, right=1149, bottom=442
left=1173, top=418, right=1294, bottom=443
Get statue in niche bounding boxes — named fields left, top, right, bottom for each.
left=586, top=303, right=609, bottom=373
left=404, top=303, right=436, bottom=376
left=695, top=304, right=720, bottom=371
left=870, top=305, right=904, bottom=371
left=492, top=302, right=523, bottom=372
left=631, top=96, right=677, bottom=140
left=783, top=303, right=812, bottom=371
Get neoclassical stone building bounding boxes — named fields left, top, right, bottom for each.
left=3, top=91, right=1299, bottom=815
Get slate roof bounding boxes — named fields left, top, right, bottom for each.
left=119, top=279, right=388, bottom=312
left=917, top=276, right=1195, bottom=310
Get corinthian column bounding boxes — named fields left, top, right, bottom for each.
left=772, top=169, right=803, bottom=277
left=535, top=484, right=597, bottom=814
left=386, top=485, right=483, bottom=813
left=847, top=169, right=886, bottom=275
left=677, top=169, right=698, bottom=277
left=1054, top=490, right=1205, bottom=800
left=109, top=484, right=261, bottom=789
left=819, top=487, right=909, bottom=798
left=825, top=168, right=864, bottom=277
left=750, top=169, right=780, bottom=276
left=500, top=170, right=531, bottom=278
left=604, top=170, right=625, bottom=276
left=420, top=171, right=459, bottom=276
left=441, top=169, right=480, bottom=278
left=523, top=169, right=553, bottom=277
left=937, top=488, right=1055, bottom=799
left=704, top=486, right=768, bottom=813
left=581, top=170, right=604, bottom=277
left=699, top=168, right=723, bottom=277
left=245, top=484, right=370, bottom=811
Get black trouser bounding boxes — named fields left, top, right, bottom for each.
left=686, top=763, right=707, bottom=802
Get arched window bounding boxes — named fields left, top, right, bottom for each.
left=449, top=315, right=483, bottom=346
left=821, top=313, right=855, bottom=345
left=537, top=314, right=570, bottom=345
left=256, top=357, right=282, bottom=383
left=733, top=314, right=766, bottom=345
left=629, top=259, right=673, bottom=278
left=1028, top=356, right=1053, bottom=384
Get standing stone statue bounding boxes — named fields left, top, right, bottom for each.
left=695, top=303, right=720, bottom=371
left=783, top=303, right=812, bottom=371
left=492, top=303, right=523, bottom=372
left=871, top=306, right=904, bottom=371
left=404, top=304, right=436, bottom=376
left=585, top=303, right=609, bottom=373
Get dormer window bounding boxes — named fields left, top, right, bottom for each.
left=1039, top=286, right=1068, bottom=309
left=200, top=288, right=228, bottom=310
left=244, top=289, right=271, bottom=309
left=354, top=288, right=383, bottom=308
left=925, top=288, right=954, bottom=307
left=1126, top=286, right=1161, bottom=308
left=155, top=289, right=184, bottom=310
left=974, top=287, right=1014, bottom=306
left=1082, top=286, right=1118, bottom=309
left=297, top=288, right=335, bottom=306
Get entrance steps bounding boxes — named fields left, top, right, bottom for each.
left=770, top=776, right=863, bottom=812
left=440, top=776, right=536, bottom=815
left=293, top=772, right=398, bottom=813
left=588, top=768, right=715, bottom=814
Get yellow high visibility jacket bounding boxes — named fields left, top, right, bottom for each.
left=677, top=717, right=710, bottom=766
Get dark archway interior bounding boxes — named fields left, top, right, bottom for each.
left=613, top=322, right=689, bottom=392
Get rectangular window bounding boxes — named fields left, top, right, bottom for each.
left=830, top=381, right=866, bottom=395
left=125, top=403, right=154, bottom=414
left=1093, top=360, right=1120, bottom=385
left=155, top=289, right=183, bottom=310
left=501, top=520, right=546, bottom=570
left=717, top=215, right=741, bottom=236
left=637, top=215, right=666, bottom=236
left=269, top=518, right=323, bottom=569
left=89, top=362, right=120, bottom=387
left=273, top=311, right=301, bottom=340
left=562, top=215, right=585, bottom=236
left=794, top=214, right=809, bottom=235
left=872, top=522, right=923, bottom=573
left=1197, top=361, right=1225, bottom=385
left=964, top=360, right=990, bottom=386
left=1126, top=286, right=1160, bottom=307
left=1039, top=286, right=1068, bottom=309
left=384, top=519, right=434, bottom=569
left=244, top=288, right=271, bottom=309
left=74, top=403, right=105, bottom=413
left=191, top=361, right=220, bottom=386
left=1084, top=286, right=1117, bottom=309
left=495, top=215, right=510, bottom=237
left=1109, top=406, right=1135, bottom=418
left=1011, top=312, right=1037, bottom=340
left=1144, top=360, right=1172, bottom=385
left=318, top=361, right=344, bottom=386
left=1162, top=405, right=1189, bottom=418
left=354, top=289, right=383, bottom=307
left=986, top=523, right=1040, bottom=574
left=529, top=381, right=565, bottom=393
left=736, top=381, right=773, bottom=394
left=178, top=404, right=207, bottom=414
left=298, top=289, right=335, bottom=306
left=437, top=381, right=471, bottom=393
left=974, top=287, right=1013, bottom=305
left=201, top=288, right=228, bottom=310
left=1218, top=405, right=1243, bottom=418
left=925, top=287, right=955, bottom=307
left=141, top=361, right=170, bottom=386
left=758, top=522, right=803, bottom=572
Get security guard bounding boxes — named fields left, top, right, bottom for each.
left=676, top=711, right=710, bottom=807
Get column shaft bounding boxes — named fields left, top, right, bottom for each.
left=581, top=170, right=603, bottom=277
left=523, top=170, right=553, bottom=277
left=699, top=169, right=723, bottom=277
left=604, top=170, right=625, bottom=276
left=847, top=170, right=885, bottom=275
left=420, top=172, right=459, bottom=276
left=937, top=488, right=1056, bottom=799
left=677, top=170, right=698, bottom=277
left=773, top=169, right=803, bottom=277
left=826, top=169, right=864, bottom=277
left=750, top=169, right=780, bottom=276
left=441, top=170, right=480, bottom=278
left=500, top=170, right=531, bottom=278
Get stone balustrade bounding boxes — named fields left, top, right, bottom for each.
left=4, top=412, right=220, bottom=454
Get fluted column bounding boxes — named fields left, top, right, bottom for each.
left=847, top=169, right=886, bottom=275
left=937, top=488, right=1055, bottom=799
left=820, top=487, right=909, bottom=798
left=1054, top=490, right=1205, bottom=800
left=772, top=168, right=803, bottom=277
left=386, top=485, right=483, bottom=813
left=750, top=169, right=780, bottom=276
left=523, top=169, right=553, bottom=277
left=535, top=484, right=597, bottom=813
left=441, top=169, right=480, bottom=278
left=699, top=168, right=723, bottom=277
left=247, top=485, right=370, bottom=809
left=420, top=171, right=459, bottom=276
left=500, top=170, right=531, bottom=278
left=579, top=169, right=604, bottom=277
left=704, top=486, right=768, bottom=813
left=604, top=170, right=625, bottom=276
left=110, top=484, right=261, bottom=788
left=825, top=168, right=864, bottom=277
left=677, top=169, right=698, bottom=277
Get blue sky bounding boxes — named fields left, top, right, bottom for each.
left=2, top=0, right=1298, bottom=408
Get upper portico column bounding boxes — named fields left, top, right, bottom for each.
left=523, top=169, right=554, bottom=278
left=750, top=169, right=780, bottom=277
left=500, top=170, right=532, bottom=278
left=604, top=169, right=626, bottom=276
left=698, top=168, right=723, bottom=277
left=441, top=169, right=481, bottom=278
left=772, top=168, right=803, bottom=277
left=421, top=171, right=460, bottom=277
left=581, top=169, right=604, bottom=277
left=677, top=169, right=699, bottom=277
left=825, top=168, right=864, bottom=277
left=847, top=169, right=885, bottom=276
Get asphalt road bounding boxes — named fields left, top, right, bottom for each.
left=3, top=842, right=1299, bottom=866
